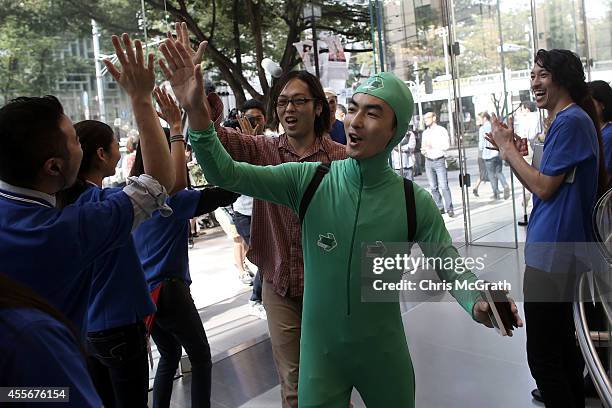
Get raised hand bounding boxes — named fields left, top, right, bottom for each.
left=159, top=39, right=207, bottom=118
left=170, top=21, right=207, bottom=65
left=104, top=34, right=155, bottom=101
left=154, top=86, right=182, bottom=134
left=237, top=114, right=263, bottom=136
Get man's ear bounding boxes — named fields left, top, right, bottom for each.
left=43, top=157, right=62, bottom=177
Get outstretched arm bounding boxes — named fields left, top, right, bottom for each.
left=158, top=37, right=314, bottom=211
left=104, top=34, right=175, bottom=192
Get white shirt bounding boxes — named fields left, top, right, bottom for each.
left=233, top=195, right=253, bottom=216
left=421, top=123, right=449, bottom=160
left=478, top=121, right=498, bottom=160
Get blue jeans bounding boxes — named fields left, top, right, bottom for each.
left=152, top=279, right=212, bottom=408
left=485, top=156, right=508, bottom=198
left=425, top=157, right=453, bottom=212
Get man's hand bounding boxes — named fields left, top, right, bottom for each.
left=237, top=114, right=263, bottom=136
left=159, top=39, right=208, bottom=121
left=473, top=297, right=523, bottom=337
left=171, top=21, right=207, bottom=65
left=486, top=115, right=520, bottom=160
left=154, top=86, right=182, bottom=134
left=104, top=34, right=155, bottom=101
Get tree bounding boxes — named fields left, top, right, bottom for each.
left=47, top=0, right=372, bottom=107
left=0, top=2, right=91, bottom=104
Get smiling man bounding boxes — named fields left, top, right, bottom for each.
left=159, top=40, right=522, bottom=407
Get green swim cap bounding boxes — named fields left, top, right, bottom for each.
left=354, top=72, right=414, bottom=148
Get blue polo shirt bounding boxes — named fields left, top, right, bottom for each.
left=0, top=185, right=133, bottom=334
left=0, top=307, right=101, bottom=407
left=603, top=123, right=612, bottom=174
left=526, top=104, right=599, bottom=273
left=133, top=189, right=201, bottom=290
left=76, top=185, right=155, bottom=333
left=330, top=119, right=347, bottom=145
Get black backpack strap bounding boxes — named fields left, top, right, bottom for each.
left=299, top=163, right=330, bottom=223
left=403, top=178, right=417, bottom=242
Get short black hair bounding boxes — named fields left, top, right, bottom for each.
left=270, top=70, right=330, bottom=138
left=336, top=104, right=347, bottom=114
left=589, top=80, right=612, bottom=123
left=0, top=95, right=69, bottom=187
left=240, top=99, right=266, bottom=118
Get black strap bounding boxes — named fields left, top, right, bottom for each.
left=299, top=163, right=330, bottom=222
left=403, top=178, right=417, bottom=242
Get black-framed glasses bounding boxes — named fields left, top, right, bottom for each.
left=276, top=97, right=316, bottom=108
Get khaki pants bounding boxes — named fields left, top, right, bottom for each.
left=262, top=281, right=302, bottom=408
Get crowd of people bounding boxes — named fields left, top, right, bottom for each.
left=0, top=19, right=611, bottom=408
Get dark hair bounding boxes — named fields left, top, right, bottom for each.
left=241, top=99, right=266, bottom=118
left=535, top=49, right=607, bottom=196
left=589, top=80, right=612, bottom=123
left=269, top=70, right=330, bottom=138
left=56, top=120, right=116, bottom=208
left=0, top=95, right=69, bottom=188
left=337, top=104, right=347, bottom=114
left=0, top=273, right=83, bottom=354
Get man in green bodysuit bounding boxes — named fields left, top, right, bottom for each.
left=159, top=39, right=522, bottom=407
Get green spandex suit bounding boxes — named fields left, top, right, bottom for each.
left=189, top=73, right=482, bottom=407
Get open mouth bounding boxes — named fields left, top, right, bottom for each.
left=533, top=89, right=546, bottom=101
left=348, top=132, right=362, bottom=144
left=284, top=116, right=298, bottom=126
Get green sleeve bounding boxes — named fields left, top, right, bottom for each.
left=412, top=185, right=482, bottom=319
left=188, top=123, right=317, bottom=213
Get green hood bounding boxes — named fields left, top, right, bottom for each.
left=346, top=72, right=414, bottom=186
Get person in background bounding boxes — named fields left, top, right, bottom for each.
left=391, top=130, right=416, bottom=180
left=489, top=49, right=607, bottom=408
left=325, top=88, right=347, bottom=145
left=237, top=99, right=268, bottom=319
left=132, top=86, right=237, bottom=408
left=0, top=274, right=101, bottom=407
left=588, top=80, right=612, bottom=188
left=473, top=112, right=489, bottom=197
left=479, top=112, right=510, bottom=200
left=336, top=103, right=347, bottom=121
left=421, top=111, right=454, bottom=217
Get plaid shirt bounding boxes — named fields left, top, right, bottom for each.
left=216, top=126, right=346, bottom=297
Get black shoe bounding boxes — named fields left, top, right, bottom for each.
left=448, top=211, right=455, bottom=218
left=531, top=388, right=544, bottom=403
left=472, top=188, right=479, bottom=197
left=439, top=209, right=445, bottom=215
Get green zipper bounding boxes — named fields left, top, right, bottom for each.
left=345, top=162, right=363, bottom=316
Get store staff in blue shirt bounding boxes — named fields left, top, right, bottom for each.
left=133, top=85, right=239, bottom=407
left=488, top=49, right=607, bottom=408
left=56, top=119, right=161, bottom=408
left=588, top=80, right=612, bottom=188
left=0, top=274, right=101, bottom=407
left=325, top=88, right=347, bottom=145
left=0, top=33, right=175, bottom=339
